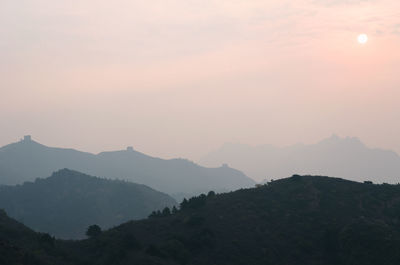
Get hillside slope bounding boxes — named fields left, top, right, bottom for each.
left=3, top=175, right=400, bottom=264
left=0, top=137, right=255, bottom=198
left=68, top=175, right=400, bottom=265
left=0, top=169, right=176, bottom=239
left=0, top=209, right=71, bottom=265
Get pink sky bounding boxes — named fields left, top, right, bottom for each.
left=1, top=0, right=400, bottom=159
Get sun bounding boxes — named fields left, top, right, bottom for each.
left=357, top=34, right=368, bottom=44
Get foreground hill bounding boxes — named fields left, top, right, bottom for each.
left=3, top=175, right=400, bottom=264
left=0, top=136, right=255, bottom=198
left=0, top=169, right=176, bottom=239
left=65, top=175, right=400, bottom=265
left=200, top=135, right=400, bottom=183
left=0, top=209, right=69, bottom=265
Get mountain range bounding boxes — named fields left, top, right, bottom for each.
left=200, top=135, right=400, bottom=183
left=2, top=175, right=400, bottom=265
left=0, top=169, right=176, bottom=239
left=0, top=136, right=255, bottom=199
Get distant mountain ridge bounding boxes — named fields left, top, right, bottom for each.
left=0, top=136, right=255, bottom=198
left=200, top=135, right=400, bottom=183
left=0, top=169, right=176, bottom=239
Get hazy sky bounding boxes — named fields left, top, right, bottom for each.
left=1, top=0, right=400, bottom=160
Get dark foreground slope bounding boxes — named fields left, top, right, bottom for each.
left=69, top=175, right=400, bottom=265
left=0, top=169, right=176, bottom=239
left=2, top=175, right=400, bottom=265
left=0, top=209, right=71, bottom=265
left=0, top=137, right=255, bottom=198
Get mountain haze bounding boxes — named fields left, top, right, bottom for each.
left=200, top=135, right=400, bottom=183
left=0, top=169, right=176, bottom=239
left=0, top=136, right=255, bottom=198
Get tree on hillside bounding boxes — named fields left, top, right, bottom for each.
left=180, top=198, right=188, bottom=210
left=207, top=191, right=216, bottom=197
left=162, top=207, right=171, bottom=216
left=86, top=225, right=102, bottom=238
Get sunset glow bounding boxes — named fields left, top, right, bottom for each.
left=1, top=0, right=400, bottom=158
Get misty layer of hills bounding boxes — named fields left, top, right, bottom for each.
left=0, top=169, right=176, bottom=239
left=200, top=135, right=400, bottom=183
left=2, top=175, right=400, bottom=265
left=0, top=136, right=255, bottom=199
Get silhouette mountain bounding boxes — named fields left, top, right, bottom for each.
left=0, top=136, right=255, bottom=198
left=2, top=175, right=400, bottom=265
left=200, top=135, right=400, bottom=183
left=0, top=209, right=69, bottom=265
left=0, top=169, right=176, bottom=239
